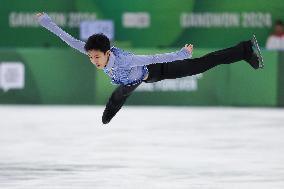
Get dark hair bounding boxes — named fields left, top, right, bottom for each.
left=275, top=20, right=283, bottom=26
left=84, top=33, right=110, bottom=53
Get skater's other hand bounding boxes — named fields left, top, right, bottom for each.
left=184, top=44, right=193, bottom=54
left=36, top=12, right=44, bottom=18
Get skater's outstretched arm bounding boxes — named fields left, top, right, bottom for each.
left=36, top=13, right=87, bottom=55
left=127, top=44, right=193, bottom=67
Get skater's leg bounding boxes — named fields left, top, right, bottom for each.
left=102, top=83, right=141, bottom=124
left=145, top=40, right=256, bottom=82
left=162, top=41, right=255, bottom=79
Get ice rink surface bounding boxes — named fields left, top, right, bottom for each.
left=0, top=106, right=284, bottom=189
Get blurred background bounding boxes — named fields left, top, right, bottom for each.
left=1, top=1, right=284, bottom=188
left=0, top=0, right=283, bottom=106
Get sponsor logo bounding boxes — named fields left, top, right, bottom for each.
left=0, top=62, right=25, bottom=92
left=123, top=12, right=150, bottom=28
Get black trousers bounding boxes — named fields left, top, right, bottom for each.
left=144, top=40, right=252, bottom=83
left=102, top=41, right=252, bottom=123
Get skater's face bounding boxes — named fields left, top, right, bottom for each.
left=87, top=50, right=111, bottom=69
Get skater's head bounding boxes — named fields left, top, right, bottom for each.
left=274, top=20, right=284, bottom=35
left=84, top=33, right=111, bottom=69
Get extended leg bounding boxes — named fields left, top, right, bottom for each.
left=145, top=40, right=258, bottom=82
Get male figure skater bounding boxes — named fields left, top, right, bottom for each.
left=36, top=13, right=263, bottom=124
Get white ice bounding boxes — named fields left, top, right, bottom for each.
left=0, top=106, right=284, bottom=189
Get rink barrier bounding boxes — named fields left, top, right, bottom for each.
left=278, top=52, right=284, bottom=107
left=0, top=48, right=283, bottom=107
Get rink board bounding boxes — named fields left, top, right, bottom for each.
left=0, top=48, right=282, bottom=106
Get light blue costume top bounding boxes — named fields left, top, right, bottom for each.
left=38, top=13, right=192, bottom=86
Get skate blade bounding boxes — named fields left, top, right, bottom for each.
left=252, top=34, right=264, bottom=69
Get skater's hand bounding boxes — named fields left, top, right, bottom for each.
left=35, top=12, right=44, bottom=18
left=184, top=44, right=193, bottom=54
